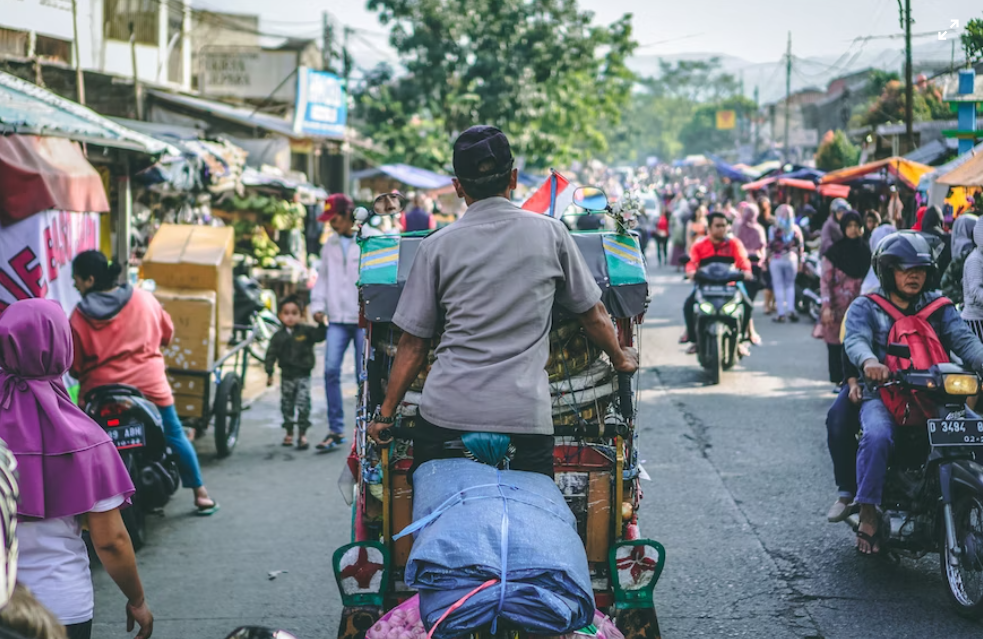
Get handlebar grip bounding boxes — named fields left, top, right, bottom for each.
left=618, top=372, right=634, bottom=420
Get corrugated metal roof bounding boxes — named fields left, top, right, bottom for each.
left=148, top=90, right=342, bottom=141
left=0, top=71, right=177, bottom=155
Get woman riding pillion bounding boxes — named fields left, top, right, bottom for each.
left=69, top=251, right=218, bottom=515
left=843, top=233, right=983, bottom=554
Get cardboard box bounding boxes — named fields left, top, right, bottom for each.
left=167, top=371, right=208, bottom=395
left=142, top=224, right=234, bottom=357
left=156, top=288, right=217, bottom=371
left=172, top=394, right=206, bottom=419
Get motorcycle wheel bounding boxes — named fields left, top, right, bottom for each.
left=214, top=373, right=243, bottom=458
left=722, top=329, right=737, bottom=371
left=704, top=330, right=722, bottom=385
left=121, top=503, right=147, bottom=552
left=941, top=493, right=983, bottom=618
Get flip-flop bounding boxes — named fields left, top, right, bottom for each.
left=281, top=437, right=294, bottom=447
left=195, top=500, right=220, bottom=517
left=297, top=439, right=310, bottom=451
left=749, top=334, right=763, bottom=346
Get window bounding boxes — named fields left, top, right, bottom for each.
left=104, top=0, right=159, bottom=45
left=35, top=35, right=72, bottom=63
left=0, top=28, right=29, bottom=58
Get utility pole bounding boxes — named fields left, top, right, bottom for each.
left=753, top=85, right=760, bottom=157
left=129, top=23, right=142, bottom=120
left=71, top=0, right=85, bottom=105
left=322, top=12, right=333, bottom=73
left=902, top=0, right=914, bottom=151
left=784, top=31, right=792, bottom=162
left=343, top=27, right=352, bottom=85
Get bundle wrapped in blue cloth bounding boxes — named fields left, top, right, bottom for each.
left=400, top=459, right=594, bottom=639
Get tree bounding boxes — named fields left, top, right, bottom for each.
left=815, top=130, right=860, bottom=171
left=603, top=58, right=743, bottom=163
left=677, top=95, right=757, bottom=156
left=963, top=15, right=983, bottom=64
left=358, top=0, right=637, bottom=170
left=853, top=79, right=933, bottom=127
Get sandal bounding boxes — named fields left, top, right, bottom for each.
left=749, top=334, right=762, bottom=346
left=282, top=434, right=294, bottom=447
left=855, top=529, right=882, bottom=556
left=772, top=315, right=786, bottom=323
left=678, top=332, right=689, bottom=344
left=195, top=497, right=220, bottom=517
left=685, top=344, right=698, bottom=355
left=788, top=312, right=800, bottom=323
left=316, top=434, right=346, bottom=453
left=296, top=436, right=310, bottom=451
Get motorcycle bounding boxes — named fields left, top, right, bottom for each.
left=690, top=258, right=746, bottom=385
left=234, top=274, right=281, bottom=362
left=795, top=251, right=821, bottom=322
left=83, top=385, right=181, bottom=550
left=844, top=345, right=983, bottom=618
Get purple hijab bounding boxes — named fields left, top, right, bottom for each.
left=734, top=202, right=766, bottom=257
left=0, top=299, right=133, bottom=520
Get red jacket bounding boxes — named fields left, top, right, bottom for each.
left=686, top=236, right=752, bottom=275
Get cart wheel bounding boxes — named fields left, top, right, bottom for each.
left=214, top=373, right=242, bottom=458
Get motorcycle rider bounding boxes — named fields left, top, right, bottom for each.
left=682, top=212, right=755, bottom=357
left=365, top=125, right=638, bottom=474
left=844, top=232, right=983, bottom=554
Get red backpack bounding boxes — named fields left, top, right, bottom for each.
left=867, top=293, right=952, bottom=427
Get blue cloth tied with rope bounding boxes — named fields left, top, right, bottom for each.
left=400, top=459, right=594, bottom=639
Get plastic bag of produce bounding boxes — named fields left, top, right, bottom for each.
left=400, top=459, right=594, bottom=639
left=366, top=595, right=428, bottom=639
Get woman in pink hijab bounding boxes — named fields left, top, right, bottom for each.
left=0, top=299, right=154, bottom=639
left=733, top=202, right=766, bottom=344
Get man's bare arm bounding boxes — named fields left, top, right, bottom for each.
left=577, top=301, right=638, bottom=373
left=367, top=331, right=429, bottom=443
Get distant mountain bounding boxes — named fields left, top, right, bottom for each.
left=627, top=38, right=962, bottom=104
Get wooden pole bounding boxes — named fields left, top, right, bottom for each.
left=129, top=24, right=143, bottom=120
left=71, top=0, right=85, bottom=105
left=784, top=31, right=792, bottom=162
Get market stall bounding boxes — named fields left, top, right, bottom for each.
left=919, top=142, right=983, bottom=211
left=935, top=147, right=983, bottom=215
left=820, top=157, right=932, bottom=224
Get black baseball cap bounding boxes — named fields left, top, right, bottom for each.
left=453, top=125, right=513, bottom=181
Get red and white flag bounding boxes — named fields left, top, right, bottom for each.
left=521, top=170, right=570, bottom=217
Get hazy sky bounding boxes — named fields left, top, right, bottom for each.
left=204, top=0, right=982, bottom=65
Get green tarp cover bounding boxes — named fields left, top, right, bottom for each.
left=358, top=231, right=648, bottom=323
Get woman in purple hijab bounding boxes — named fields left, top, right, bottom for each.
left=0, top=299, right=154, bottom=639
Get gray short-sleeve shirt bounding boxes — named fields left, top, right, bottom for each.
left=392, top=197, right=602, bottom=434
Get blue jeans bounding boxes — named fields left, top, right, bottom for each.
left=827, top=385, right=860, bottom=497
left=158, top=403, right=204, bottom=489
left=325, top=323, right=365, bottom=436
left=856, top=399, right=895, bottom=505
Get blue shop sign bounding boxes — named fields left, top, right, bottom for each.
left=293, top=68, right=346, bottom=138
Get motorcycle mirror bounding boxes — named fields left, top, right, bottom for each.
left=373, top=192, right=407, bottom=216
left=572, top=186, right=609, bottom=211
left=887, top=342, right=911, bottom=359
left=224, top=627, right=298, bottom=639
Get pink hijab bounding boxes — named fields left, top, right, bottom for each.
left=734, top=202, right=766, bottom=256
left=0, top=299, right=133, bottom=520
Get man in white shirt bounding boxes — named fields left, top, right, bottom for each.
left=310, top=194, right=364, bottom=452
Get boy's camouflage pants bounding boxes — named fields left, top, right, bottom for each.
left=280, top=376, right=312, bottom=434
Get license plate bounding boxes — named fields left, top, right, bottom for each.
left=106, top=422, right=146, bottom=449
left=928, top=419, right=983, bottom=447
left=701, top=285, right=731, bottom=294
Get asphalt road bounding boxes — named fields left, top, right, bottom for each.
left=93, top=262, right=983, bottom=639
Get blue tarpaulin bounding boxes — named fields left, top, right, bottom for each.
left=710, top=155, right=752, bottom=182
left=352, top=163, right=453, bottom=190
left=400, top=459, right=594, bottom=639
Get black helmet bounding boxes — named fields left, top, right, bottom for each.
left=872, top=231, right=937, bottom=293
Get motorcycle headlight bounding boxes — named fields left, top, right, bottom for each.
left=943, top=374, right=980, bottom=396
left=698, top=301, right=714, bottom=314
left=722, top=302, right=739, bottom=315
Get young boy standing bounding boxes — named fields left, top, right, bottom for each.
left=265, top=296, right=327, bottom=450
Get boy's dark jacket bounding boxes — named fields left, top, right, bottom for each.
left=265, top=323, right=328, bottom=379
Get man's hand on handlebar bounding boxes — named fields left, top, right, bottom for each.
left=612, top=347, right=639, bottom=374
left=863, top=358, right=891, bottom=384
left=367, top=420, right=394, bottom=446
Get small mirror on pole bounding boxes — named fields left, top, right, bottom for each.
left=573, top=186, right=609, bottom=212
left=373, top=192, right=407, bottom=216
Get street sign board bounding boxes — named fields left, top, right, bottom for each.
left=200, top=49, right=298, bottom=101
left=293, top=68, right=346, bottom=139
left=715, top=110, right=736, bottom=130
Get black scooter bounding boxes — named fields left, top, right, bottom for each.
left=84, top=385, right=180, bottom=550
left=690, top=259, right=746, bottom=385
left=845, top=345, right=983, bottom=618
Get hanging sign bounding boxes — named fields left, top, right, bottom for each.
left=293, top=67, right=347, bottom=138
